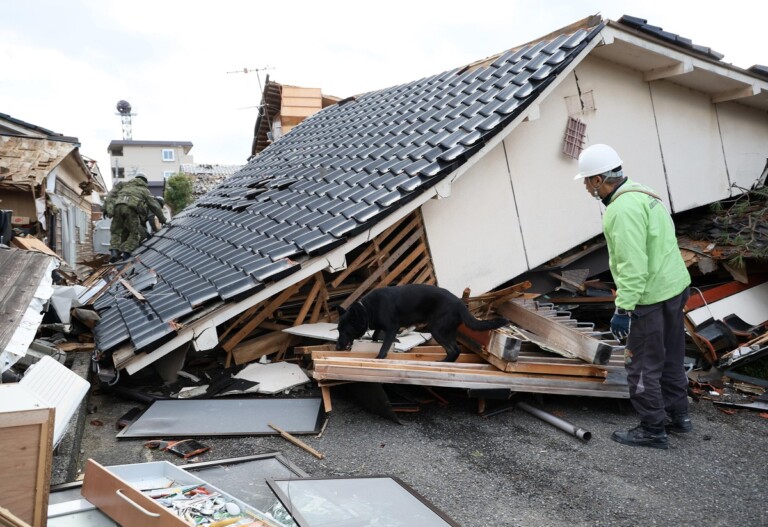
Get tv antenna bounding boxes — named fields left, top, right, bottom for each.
left=115, top=100, right=136, bottom=140
left=227, top=65, right=274, bottom=93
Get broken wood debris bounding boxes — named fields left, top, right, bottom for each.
left=309, top=347, right=628, bottom=399
left=496, top=299, right=619, bottom=365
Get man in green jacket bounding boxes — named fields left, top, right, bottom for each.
left=575, top=144, right=692, bottom=450
left=110, top=174, right=167, bottom=262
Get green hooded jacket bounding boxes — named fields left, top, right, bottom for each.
left=603, top=179, right=690, bottom=310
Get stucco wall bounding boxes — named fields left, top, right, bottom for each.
left=422, top=54, right=768, bottom=296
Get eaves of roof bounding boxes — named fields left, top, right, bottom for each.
left=94, top=15, right=606, bottom=363
left=0, top=112, right=79, bottom=143
left=597, top=17, right=768, bottom=111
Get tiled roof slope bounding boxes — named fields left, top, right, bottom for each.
left=93, top=21, right=604, bottom=353
left=617, top=15, right=724, bottom=61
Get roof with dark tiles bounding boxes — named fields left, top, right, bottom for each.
left=617, top=15, right=725, bottom=61
left=93, top=19, right=607, bottom=354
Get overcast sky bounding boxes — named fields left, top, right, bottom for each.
left=1, top=0, right=764, bottom=188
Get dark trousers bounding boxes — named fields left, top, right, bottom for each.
left=624, top=288, right=690, bottom=424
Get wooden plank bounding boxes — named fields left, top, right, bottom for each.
left=320, top=386, right=333, bottom=413
left=497, top=300, right=615, bottom=364
left=311, top=366, right=628, bottom=397
left=231, top=331, right=300, bottom=365
left=269, top=423, right=325, bottom=459
left=118, top=278, right=145, bottom=302
left=341, top=229, right=423, bottom=308
left=55, top=342, right=96, bottom=352
left=10, top=236, right=59, bottom=258
left=330, top=244, right=375, bottom=288
left=0, top=406, right=53, bottom=527
left=294, top=274, right=323, bottom=326
left=221, top=278, right=309, bottom=353
left=0, top=505, right=33, bottom=527
left=377, top=242, right=427, bottom=288
left=310, top=349, right=485, bottom=362
left=218, top=301, right=264, bottom=342
left=397, top=256, right=429, bottom=285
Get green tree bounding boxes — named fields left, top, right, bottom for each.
left=164, top=173, right=194, bottom=214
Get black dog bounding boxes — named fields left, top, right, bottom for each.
left=335, top=284, right=508, bottom=362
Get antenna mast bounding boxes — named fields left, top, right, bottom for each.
left=115, top=100, right=136, bottom=140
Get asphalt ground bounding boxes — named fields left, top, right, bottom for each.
left=60, top=360, right=768, bottom=527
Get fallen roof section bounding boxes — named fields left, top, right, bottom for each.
left=0, top=247, right=58, bottom=372
left=92, top=16, right=606, bottom=367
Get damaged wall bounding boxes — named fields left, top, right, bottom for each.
left=422, top=51, right=768, bottom=295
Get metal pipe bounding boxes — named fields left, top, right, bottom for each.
left=516, top=401, right=592, bottom=441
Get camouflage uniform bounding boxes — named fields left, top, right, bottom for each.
left=103, top=181, right=125, bottom=219
left=110, top=178, right=167, bottom=258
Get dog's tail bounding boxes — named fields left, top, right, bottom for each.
left=460, top=308, right=509, bottom=331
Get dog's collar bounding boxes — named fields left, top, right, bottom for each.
left=355, top=301, right=368, bottom=329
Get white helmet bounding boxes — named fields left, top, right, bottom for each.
left=574, top=144, right=623, bottom=180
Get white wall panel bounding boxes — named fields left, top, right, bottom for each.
left=422, top=146, right=527, bottom=296
left=568, top=57, right=670, bottom=207
left=717, top=102, right=768, bottom=191
left=650, top=81, right=730, bottom=211
left=422, top=54, right=768, bottom=296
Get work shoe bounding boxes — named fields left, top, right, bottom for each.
left=665, top=411, right=693, bottom=434
left=611, top=422, right=668, bottom=449
left=109, top=249, right=121, bottom=263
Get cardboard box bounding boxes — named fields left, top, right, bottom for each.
left=11, top=215, right=31, bottom=225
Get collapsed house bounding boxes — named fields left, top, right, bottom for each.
left=0, top=112, right=107, bottom=266
left=0, top=113, right=107, bottom=372
left=86, top=15, right=768, bottom=390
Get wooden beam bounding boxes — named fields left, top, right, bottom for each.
left=231, top=331, right=299, bottom=365
left=218, top=301, right=264, bottom=342
left=294, top=274, right=323, bottom=326
left=643, top=61, right=693, bottom=81
left=341, top=228, right=423, bottom=308
left=311, top=359, right=629, bottom=398
left=221, top=277, right=309, bottom=353
left=329, top=244, right=375, bottom=288
left=118, top=278, right=145, bottom=302
left=269, top=423, right=325, bottom=459
left=377, top=241, right=427, bottom=288
left=309, top=273, right=330, bottom=323
left=711, top=84, right=760, bottom=104
left=496, top=300, right=615, bottom=365
left=330, top=214, right=416, bottom=288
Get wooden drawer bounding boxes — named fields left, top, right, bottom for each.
left=82, top=460, right=195, bottom=527
left=81, top=459, right=277, bottom=527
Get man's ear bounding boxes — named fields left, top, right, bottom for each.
left=336, top=305, right=347, bottom=316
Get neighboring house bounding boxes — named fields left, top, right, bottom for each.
left=251, top=77, right=340, bottom=156
left=179, top=163, right=244, bottom=200
left=107, top=140, right=194, bottom=198
left=0, top=112, right=106, bottom=266
left=92, top=14, right=768, bottom=377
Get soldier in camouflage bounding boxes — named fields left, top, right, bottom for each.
left=109, top=175, right=167, bottom=262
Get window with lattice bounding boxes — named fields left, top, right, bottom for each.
left=563, top=117, right=587, bottom=159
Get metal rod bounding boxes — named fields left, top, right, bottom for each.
left=516, top=401, right=592, bottom=441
